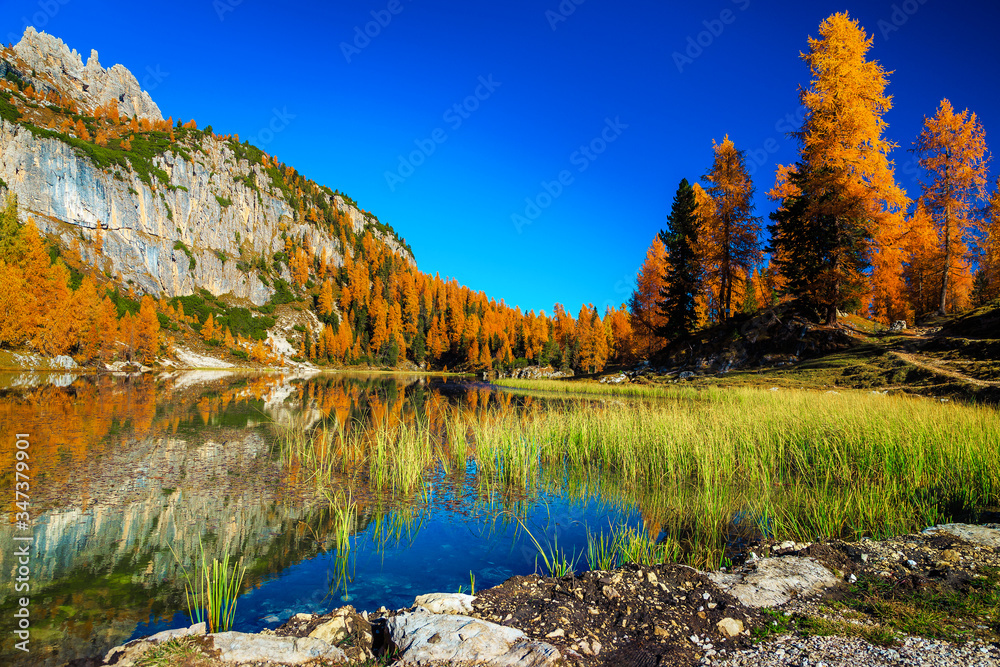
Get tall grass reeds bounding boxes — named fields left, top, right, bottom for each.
left=276, top=383, right=1000, bottom=569
left=173, top=541, right=246, bottom=633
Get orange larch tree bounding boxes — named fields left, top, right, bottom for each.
left=979, top=180, right=1000, bottom=302
left=768, top=12, right=908, bottom=324
left=700, top=136, right=763, bottom=323
left=136, top=295, right=160, bottom=363
left=914, top=99, right=991, bottom=314
left=628, top=235, right=669, bottom=357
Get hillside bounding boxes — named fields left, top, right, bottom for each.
left=603, top=299, right=1000, bottom=404
left=0, top=28, right=410, bottom=306
left=0, top=28, right=587, bottom=373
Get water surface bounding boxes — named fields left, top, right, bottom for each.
left=0, top=371, right=645, bottom=666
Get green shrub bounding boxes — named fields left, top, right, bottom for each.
left=173, top=241, right=196, bottom=269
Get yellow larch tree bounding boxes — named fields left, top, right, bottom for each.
left=914, top=98, right=991, bottom=314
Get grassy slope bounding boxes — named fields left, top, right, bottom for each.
left=504, top=302, right=1000, bottom=404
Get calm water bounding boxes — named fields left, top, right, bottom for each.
left=0, top=371, right=645, bottom=666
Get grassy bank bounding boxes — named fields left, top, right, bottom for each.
left=495, top=377, right=681, bottom=398
left=278, top=386, right=1000, bottom=569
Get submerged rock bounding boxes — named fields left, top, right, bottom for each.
left=387, top=609, right=562, bottom=666
left=708, top=556, right=840, bottom=607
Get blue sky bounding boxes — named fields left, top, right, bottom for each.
left=6, top=0, right=999, bottom=315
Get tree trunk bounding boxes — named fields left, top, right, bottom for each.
left=939, top=204, right=952, bottom=316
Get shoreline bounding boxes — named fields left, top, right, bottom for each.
left=96, top=523, right=1000, bottom=667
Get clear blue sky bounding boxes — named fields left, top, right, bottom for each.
left=6, top=0, right=999, bottom=315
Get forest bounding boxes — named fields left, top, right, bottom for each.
left=0, top=12, right=998, bottom=373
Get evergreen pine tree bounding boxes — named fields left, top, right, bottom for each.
left=656, top=179, right=702, bottom=339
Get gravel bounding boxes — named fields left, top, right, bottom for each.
left=713, top=633, right=1000, bottom=667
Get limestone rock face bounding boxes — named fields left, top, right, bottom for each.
left=1, top=29, right=413, bottom=307
left=0, top=116, right=410, bottom=304
left=13, top=27, right=162, bottom=120
left=708, top=556, right=840, bottom=608
left=387, top=609, right=562, bottom=666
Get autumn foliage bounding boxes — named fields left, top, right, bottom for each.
left=0, top=194, right=159, bottom=364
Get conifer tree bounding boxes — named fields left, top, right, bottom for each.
left=980, top=180, right=1000, bottom=303
left=628, top=236, right=669, bottom=357
left=201, top=313, right=216, bottom=342
left=700, top=138, right=762, bottom=322
left=0, top=192, right=21, bottom=261
left=769, top=13, right=907, bottom=324
left=914, top=99, right=991, bottom=314
left=656, top=179, right=702, bottom=339
left=137, top=295, right=160, bottom=363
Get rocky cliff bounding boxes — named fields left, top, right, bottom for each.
left=13, top=26, right=162, bottom=121
left=0, top=28, right=412, bottom=307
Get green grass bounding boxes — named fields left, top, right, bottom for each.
left=496, top=377, right=681, bottom=398
left=279, top=385, right=1000, bottom=569
left=172, top=541, right=246, bottom=633
left=516, top=517, right=581, bottom=577
left=134, top=637, right=208, bottom=667
left=833, top=568, right=1000, bottom=643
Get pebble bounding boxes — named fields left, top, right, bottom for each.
left=716, top=634, right=1000, bottom=667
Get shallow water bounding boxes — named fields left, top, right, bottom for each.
left=0, top=371, right=643, bottom=666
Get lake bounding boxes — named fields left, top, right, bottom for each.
left=0, top=372, right=647, bottom=666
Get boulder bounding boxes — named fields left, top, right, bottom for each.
left=207, top=632, right=348, bottom=664
left=105, top=628, right=347, bottom=666
left=923, top=523, right=1000, bottom=549
left=708, top=556, right=840, bottom=607
left=412, top=592, right=476, bottom=614
left=308, top=605, right=373, bottom=661
left=387, top=609, right=562, bottom=666
left=104, top=623, right=205, bottom=666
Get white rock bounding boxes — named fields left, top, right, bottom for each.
left=208, top=632, right=347, bottom=664
left=923, top=523, right=1000, bottom=548
left=103, top=623, right=205, bottom=666
left=717, top=618, right=744, bottom=638
left=708, top=556, right=841, bottom=607
left=412, top=592, right=476, bottom=615
left=387, top=610, right=561, bottom=666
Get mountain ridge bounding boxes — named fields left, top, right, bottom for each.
left=0, top=27, right=413, bottom=307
